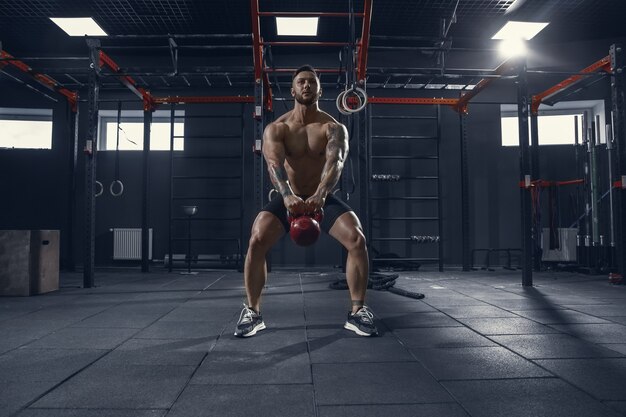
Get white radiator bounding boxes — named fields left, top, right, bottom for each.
left=112, top=228, right=152, bottom=260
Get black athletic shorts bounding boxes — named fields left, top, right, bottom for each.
left=261, top=193, right=353, bottom=233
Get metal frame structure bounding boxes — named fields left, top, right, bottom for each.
left=167, top=104, right=247, bottom=272
left=367, top=103, right=444, bottom=271
left=80, top=39, right=255, bottom=284
left=527, top=48, right=622, bottom=282
left=0, top=46, right=81, bottom=272
left=3, top=3, right=623, bottom=287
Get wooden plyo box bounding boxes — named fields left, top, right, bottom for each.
left=0, top=230, right=60, bottom=296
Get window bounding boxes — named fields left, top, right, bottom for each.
left=500, top=100, right=605, bottom=147
left=0, top=108, right=53, bottom=149
left=99, top=110, right=184, bottom=151
left=501, top=114, right=583, bottom=146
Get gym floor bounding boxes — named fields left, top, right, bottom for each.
left=2, top=269, right=626, bottom=416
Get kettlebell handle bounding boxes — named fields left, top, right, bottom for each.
left=288, top=208, right=324, bottom=223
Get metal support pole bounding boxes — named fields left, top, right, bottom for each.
left=607, top=115, right=616, bottom=249
left=142, top=110, right=152, bottom=272
left=459, top=111, right=470, bottom=271
left=253, top=78, right=264, bottom=214
left=66, top=100, right=79, bottom=271
left=610, top=44, right=626, bottom=277
left=437, top=105, right=444, bottom=271
left=517, top=57, right=533, bottom=286
left=582, top=112, right=591, bottom=268
left=83, top=40, right=100, bottom=288
left=530, top=113, right=541, bottom=271
left=362, top=104, right=372, bottom=266
left=168, top=104, right=175, bottom=273
left=591, top=117, right=600, bottom=250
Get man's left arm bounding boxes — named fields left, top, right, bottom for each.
left=307, top=123, right=349, bottom=211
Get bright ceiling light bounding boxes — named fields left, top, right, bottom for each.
left=50, top=17, right=108, bottom=36
left=492, top=21, right=549, bottom=40
left=498, top=38, right=527, bottom=58
left=276, top=17, right=319, bottom=36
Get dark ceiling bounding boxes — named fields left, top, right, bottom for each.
left=1, top=0, right=625, bottom=91
left=2, top=0, right=625, bottom=54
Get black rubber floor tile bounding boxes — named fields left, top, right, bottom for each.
left=32, top=364, right=196, bottom=409
left=438, top=305, right=518, bottom=319
left=487, top=298, right=567, bottom=310
left=24, top=327, right=139, bottom=350
left=98, top=337, right=213, bottom=366
left=191, top=349, right=311, bottom=384
left=511, top=309, right=610, bottom=324
left=0, top=319, right=79, bottom=354
left=381, top=312, right=462, bottom=329
left=535, top=358, right=626, bottom=400
left=313, top=362, right=453, bottom=404
left=159, top=275, right=226, bottom=291
left=394, top=327, right=497, bottom=348
left=0, top=348, right=105, bottom=417
left=17, top=410, right=166, bottom=417
left=549, top=323, right=626, bottom=343
left=309, top=332, right=413, bottom=363
left=129, top=290, right=200, bottom=300
left=317, top=403, right=469, bottom=417
left=422, top=296, right=488, bottom=308
left=607, top=316, right=626, bottom=325
left=133, top=320, right=224, bottom=339
left=605, top=401, right=626, bottom=415
left=167, top=384, right=316, bottom=417
left=411, top=347, right=551, bottom=380
left=490, top=334, right=623, bottom=359
left=600, top=344, right=626, bottom=355
left=158, top=305, right=236, bottom=323
left=213, top=329, right=308, bottom=353
left=442, top=378, right=621, bottom=417
left=69, top=310, right=169, bottom=329
left=558, top=305, right=626, bottom=316
left=366, top=294, right=438, bottom=314
left=1, top=382, right=52, bottom=417
left=0, top=348, right=104, bottom=385
left=458, top=317, right=558, bottom=335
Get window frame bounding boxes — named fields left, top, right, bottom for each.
left=500, top=100, right=606, bottom=147
left=97, top=109, right=185, bottom=151
left=0, top=107, right=54, bottom=150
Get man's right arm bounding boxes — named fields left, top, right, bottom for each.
left=263, top=123, right=294, bottom=199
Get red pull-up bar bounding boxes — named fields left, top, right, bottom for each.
left=1, top=50, right=78, bottom=111
left=531, top=55, right=611, bottom=115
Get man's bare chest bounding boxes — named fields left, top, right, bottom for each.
left=284, top=125, right=327, bottom=158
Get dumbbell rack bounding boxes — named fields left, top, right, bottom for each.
left=367, top=104, right=443, bottom=271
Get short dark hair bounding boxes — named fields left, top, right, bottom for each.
left=293, top=65, right=318, bottom=80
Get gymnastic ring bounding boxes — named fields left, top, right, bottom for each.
left=95, top=181, right=104, bottom=197
left=336, top=90, right=362, bottom=115
left=341, top=86, right=368, bottom=114
left=110, top=180, right=124, bottom=197
left=268, top=188, right=278, bottom=201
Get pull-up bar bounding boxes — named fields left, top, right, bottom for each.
left=98, top=51, right=155, bottom=110
left=530, top=55, right=611, bottom=115
left=0, top=49, right=78, bottom=111
left=257, top=12, right=365, bottom=18
left=250, top=0, right=373, bottom=88
left=454, top=57, right=520, bottom=114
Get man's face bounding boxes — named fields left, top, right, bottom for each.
left=291, top=71, right=321, bottom=105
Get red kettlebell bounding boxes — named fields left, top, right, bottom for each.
left=288, top=209, right=324, bottom=247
